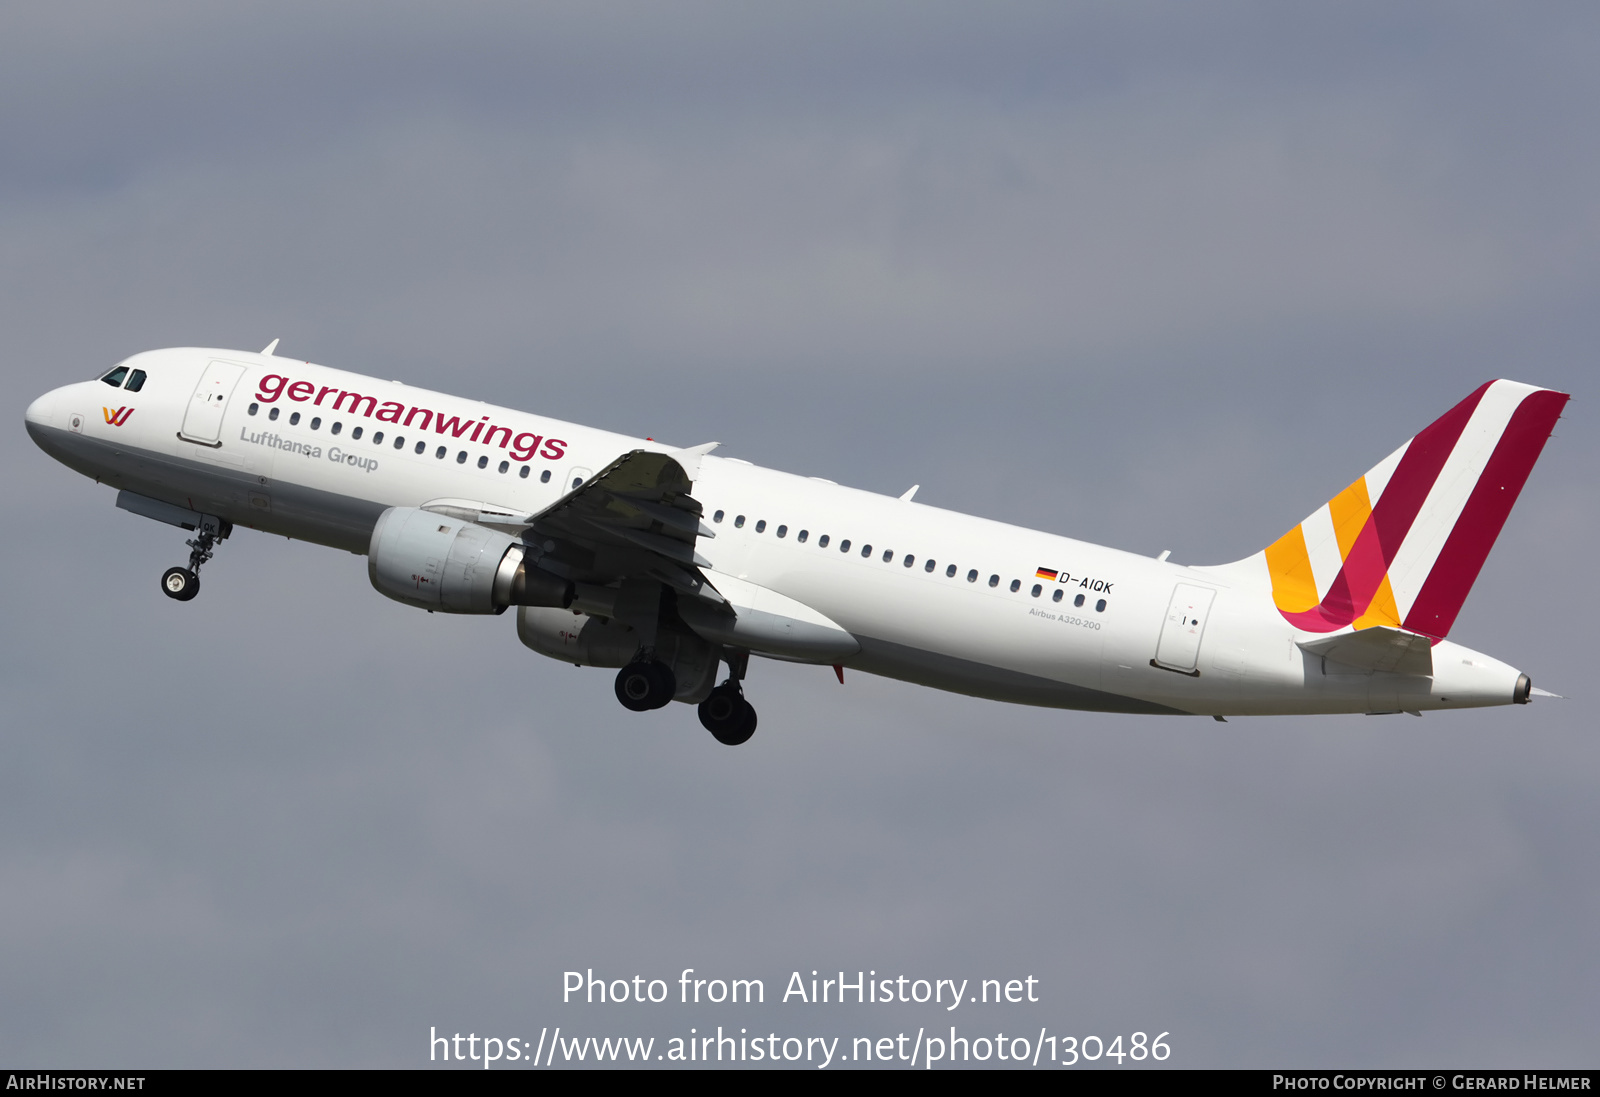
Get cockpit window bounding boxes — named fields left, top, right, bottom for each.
left=101, top=366, right=128, bottom=388
left=124, top=369, right=147, bottom=392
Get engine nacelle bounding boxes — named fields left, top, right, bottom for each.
left=517, top=606, right=720, bottom=703
left=368, top=506, right=573, bottom=614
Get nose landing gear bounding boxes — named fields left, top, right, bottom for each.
left=159, top=515, right=230, bottom=602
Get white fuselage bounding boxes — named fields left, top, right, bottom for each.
left=25, top=347, right=1528, bottom=717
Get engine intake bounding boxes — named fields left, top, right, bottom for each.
left=368, top=506, right=572, bottom=614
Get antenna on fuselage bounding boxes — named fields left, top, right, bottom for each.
left=261, top=338, right=280, bottom=356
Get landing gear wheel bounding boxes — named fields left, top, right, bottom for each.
left=699, top=684, right=757, bottom=746
left=614, top=661, right=677, bottom=712
left=161, top=567, right=199, bottom=602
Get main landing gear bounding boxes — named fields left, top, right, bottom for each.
left=611, top=646, right=760, bottom=746
left=160, top=516, right=230, bottom=602
left=614, top=657, right=677, bottom=712
left=698, top=683, right=756, bottom=746
left=698, top=649, right=756, bottom=746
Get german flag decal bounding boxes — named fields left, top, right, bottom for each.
left=1035, top=567, right=1058, bottom=581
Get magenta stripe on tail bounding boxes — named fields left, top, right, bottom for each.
left=1402, top=389, right=1569, bottom=639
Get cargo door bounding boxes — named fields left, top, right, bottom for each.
left=1153, top=583, right=1217, bottom=675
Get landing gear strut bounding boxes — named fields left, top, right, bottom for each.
left=160, top=515, right=230, bottom=602
left=699, top=649, right=756, bottom=745
left=614, top=656, right=677, bottom=712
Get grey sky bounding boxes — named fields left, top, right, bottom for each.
left=2, top=2, right=1595, bottom=1067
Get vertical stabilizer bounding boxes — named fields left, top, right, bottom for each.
left=1258, top=380, right=1568, bottom=639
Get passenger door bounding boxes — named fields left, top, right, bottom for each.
left=1153, top=583, right=1217, bottom=675
left=179, top=360, right=248, bottom=446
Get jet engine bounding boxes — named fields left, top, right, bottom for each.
left=367, top=506, right=572, bottom=614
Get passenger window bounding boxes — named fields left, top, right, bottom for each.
left=1031, top=584, right=1041, bottom=597
left=373, top=431, right=384, bottom=445
left=477, top=456, right=488, bottom=469
left=1096, top=599, right=1107, bottom=612
left=1052, top=589, right=1063, bottom=603
left=776, top=525, right=787, bottom=538
left=519, top=465, right=530, bottom=478
left=125, top=369, right=147, bottom=392
left=248, top=403, right=259, bottom=416
left=415, top=442, right=425, bottom=455
left=988, top=574, right=999, bottom=587
left=967, top=569, right=977, bottom=582
left=734, top=515, right=745, bottom=528
left=457, top=451, right=467, bottom=464
left=289, top=412, right=301, bottom=426
left=310, top=417, right=321, bottom=430
left=881, top=549, right=893, bottom=562
left=436, top=446, right=447, bottom=459
left=1009, top=579, right=1021, bottom=593
left=755, top=520, right=766, bottom=533
left=101, top=367, right=128, bottom=387
left=331, top=421, right=342, bottom=435
left=839, top=539, right=850, bottom=552
left=351, top=425, right=362, bottom=439
left=498, top=460, right=509, bottom=473
left=905, top=556, right=916, bottom=569
left=269, top=407, right=280, bottom=421
left=540, top=469, right=552, bottom=483
left=395, top=436, right=405, bottom=449
left=1074, top=593, right=1085, bottom=607
left=819, top=535, right=830, bottom=548
left=924, top=559, right=935, bottom=572
left=947, top=565, right=956, bottom=578
left=861, top=544, right=872, bottom=557
left=713, top=510, right=724, bottom=523
left=797, top=530, right=807, bottom=542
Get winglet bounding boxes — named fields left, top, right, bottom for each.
left=261, top=338, right=280, bottom=356
left=899, top=485, right=919, bottom=502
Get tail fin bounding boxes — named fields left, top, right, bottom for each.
left=1261, top=380, right=1568, bottom=640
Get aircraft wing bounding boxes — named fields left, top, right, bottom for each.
left=520, top=448, right=723, bottom=601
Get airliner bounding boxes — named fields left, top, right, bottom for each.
left=24, top=345, right=1567, bottom=745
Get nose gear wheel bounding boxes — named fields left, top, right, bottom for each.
left=159, top=515, right=230, bottom=602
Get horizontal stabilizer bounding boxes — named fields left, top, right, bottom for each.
left=1299, top=626, right=1433, bottom=676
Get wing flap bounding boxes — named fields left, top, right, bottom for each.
left=524, top=448, right=716, bottom=594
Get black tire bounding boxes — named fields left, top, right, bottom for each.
left=645, top=661, right=677, bottom=710
left=161, top=567, right=199, bottom=602
left=615, top=663, right=656, bottom=711
left=699, top=686, right=757, bottom=745
left=615, top=661, right=676, bottom=712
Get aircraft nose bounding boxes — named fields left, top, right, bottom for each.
left=25, top=390, right=57, bottom=434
